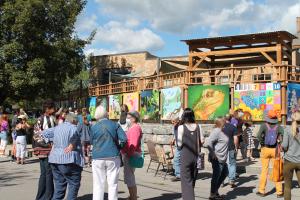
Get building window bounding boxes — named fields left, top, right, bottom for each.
left=253, top=74, right=272, bottom=82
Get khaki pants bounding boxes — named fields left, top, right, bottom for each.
left=283, top=160, right=300, bottom=200
left=258, top=147, right=283, bottom=195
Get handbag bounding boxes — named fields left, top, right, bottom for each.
left=129, top=137, right=144, bottom=168
left=270, top=144, right=283, bottom=182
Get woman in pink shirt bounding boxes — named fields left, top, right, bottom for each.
left=122, top=111, right=142, bottom=200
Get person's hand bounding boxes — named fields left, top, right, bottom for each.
left=212, top=153, right=218, bottom=160
left=64, top=144, right=74, bottom=153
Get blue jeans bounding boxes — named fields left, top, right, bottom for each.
left=211, top=159, right=228, bottom=194
left=173, top=148, right=181, bottom=178
left=51, top=164, right=82, bottom=200
left=36, top=158, right=54, bottom=200
left=228, top=150, right=236, bottom=182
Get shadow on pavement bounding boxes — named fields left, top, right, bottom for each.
left=225, top=186, right=256, bottom=199
left=236, top=174, right=258, bottom=187
left=78, top=192, right=127, bottom=200
left=0, top=171, right=30, bottom=187
left=144, top=193, right=181, bottom=200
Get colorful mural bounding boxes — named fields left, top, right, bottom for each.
left=88, top=97, right=97, bottom=118
left=140, top=90, right=160, bottom=120
left=97, top=96, right=108, bottom=111
left=161, top=87, right=183, bottom=120
left=287, top=83, right=300, bottom=121
left=234, top=83, right=281, bottom=121
left=188, top=85, right=230, bottom=120
left=123, top=92, right=139, bottom=112
left=109, top=94, right=122, bottom=119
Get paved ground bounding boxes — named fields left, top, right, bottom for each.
left=1, top=156, right=300, bottom=200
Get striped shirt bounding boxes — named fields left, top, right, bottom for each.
left=42, top=122, right=84, bottom=167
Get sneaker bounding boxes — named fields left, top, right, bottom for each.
left=171, top=177, right=180, bottom=182
left=229, top=182, right=237, bottom=188
left=277, top=194, right=284, bottom=198
left=256, top=192, right=266, bottom=197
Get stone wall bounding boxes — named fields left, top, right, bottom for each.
left=141, top=123, right=290, bottom=153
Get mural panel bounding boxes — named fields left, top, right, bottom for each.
left=161, top=87, right=183, bottom=120
left=234, top=83, right=281, bottom=121
left=188, top=85, right=230, bottom=120
left=140, top=90, right=160, bottom=120
left=109, top=94, right=122, bottom=119
left=123, top=92, right=139, bottom=112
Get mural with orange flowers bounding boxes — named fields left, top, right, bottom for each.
left=234, top=83, right=281, bottom=121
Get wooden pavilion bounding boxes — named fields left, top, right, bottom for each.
left=89, top=31, right=300, bottom=123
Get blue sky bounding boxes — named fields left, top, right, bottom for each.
left=75, top=0, right=300, bottom=57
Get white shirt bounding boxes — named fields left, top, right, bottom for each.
left=177, top=124, right=204, bottom=148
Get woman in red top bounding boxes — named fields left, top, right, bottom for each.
left=122, top=111, right=142, bottom=200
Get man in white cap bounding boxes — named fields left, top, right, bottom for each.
left=91, top=105, right=127, bottom=200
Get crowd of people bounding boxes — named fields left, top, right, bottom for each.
left=1, top=103, right=300, bottom=200
left=170, top=108, right=300, bottom=200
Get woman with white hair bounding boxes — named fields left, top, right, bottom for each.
left=282, top=111, right=300, bottom=200
left=91, top=105, right=127, bottom=200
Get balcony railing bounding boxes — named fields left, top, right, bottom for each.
left=89, top=64, right=298, bottom=96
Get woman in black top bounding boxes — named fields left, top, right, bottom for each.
left=177, top=108, right=201, bottom=200
left=15, top=115, right=30, bottom=164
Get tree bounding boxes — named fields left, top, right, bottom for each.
left=0, top=0, right=94, bottom=104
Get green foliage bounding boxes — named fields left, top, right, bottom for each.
left=0, top=0, right=93, bottom=104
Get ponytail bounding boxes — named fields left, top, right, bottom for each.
left=291, top=111, right=300, bottom=138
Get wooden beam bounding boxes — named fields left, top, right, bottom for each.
left=192, top=56, right=207, bottom=70
left=190, top=46, right=278, bottom=57
left=281, top=42, right=293, bottom=53
left=260, top=51, right=276, bottom=64
left=216, top=70, right=223, bottom=75
left=276, top=44, right=282, bottom=65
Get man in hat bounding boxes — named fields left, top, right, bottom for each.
left=41, top=113, right=84, bottom=200
left=256, top=110, right=284, bottom=198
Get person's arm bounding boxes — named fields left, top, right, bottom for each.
left=177, top=125, right=184, bottom=149
left=277, top=126, right=284, bottom=144
left=256, top=124, right=265, bottom=144
left=207, top=129, right=218, bottom=159
left=116, top=123, right=127, bottom=148
left=281, top=129, right=289, bottom=151
left=233, top=126, right=239, bottom=150
left=65, top=129, right=81, bottom=153
left=41, top=127, right=55, bottom=143
left=199, top=124, right=205, bottom=145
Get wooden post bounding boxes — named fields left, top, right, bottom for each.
left=188, top=46, right=194, bottom=70
left=230, top=64, right=235, bottom=111
left=277, top=44, right=287, bottom=125
left=184, top=86, right=188, bottom=109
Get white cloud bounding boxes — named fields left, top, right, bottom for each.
left=95, top=0, right=300, bottom=35
left=93, top=21, right=165, bottom=52
left=75, top=14, right=98, bottom=33
left=84, top=48, right=116, bottom=56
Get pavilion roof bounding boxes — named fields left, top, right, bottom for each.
left=182, top=31, right=297, bottom=49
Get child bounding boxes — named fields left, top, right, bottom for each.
left=243, top=121, right=255, bottom=161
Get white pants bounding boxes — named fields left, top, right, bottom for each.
left=16, top=136, right=27, bottom=158
left=92, top=157, right=121, bottom=200
left=0, top=139, right=8, bottom=151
